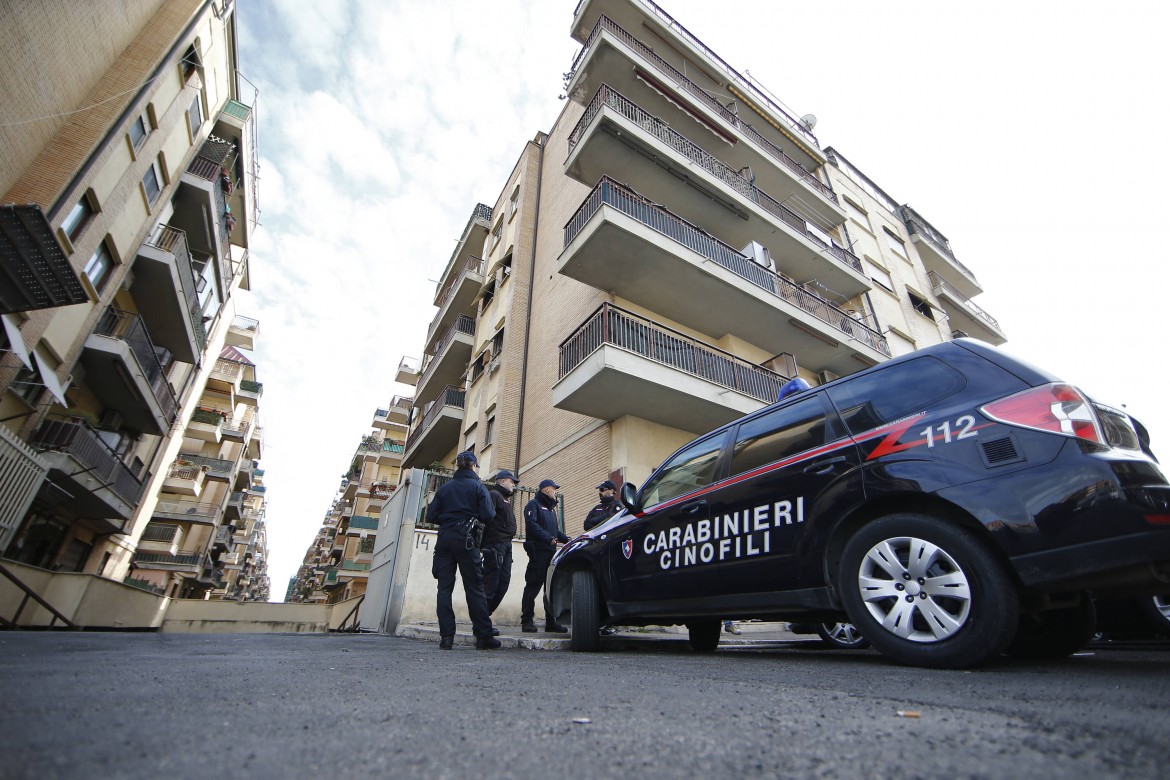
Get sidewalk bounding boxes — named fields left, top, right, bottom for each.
left=395, top=620, right=808, bottom=650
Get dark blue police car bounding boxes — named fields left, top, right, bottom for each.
left=546, top=339, right=1169, bottom=668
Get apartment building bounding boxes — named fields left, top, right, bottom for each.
left=394, top=0, right=1005, bottom=539
left=290, top=401, right=409, bottom=603
left=0, top=0, right=262, bottom=586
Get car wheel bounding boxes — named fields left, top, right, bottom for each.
left=838, top=513, right=1019, bottom=669
left=687, top=620, right=721, bottom=652
left=1137, top=594, right=1170, bottom=637
left=1006, top=595, right=1096, bottom=658
left=815, top=621, right=870, bottom=650
left=569, top=570, right=601, bottom=652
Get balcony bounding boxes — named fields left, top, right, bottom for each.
left=374, top=395, right=412, bottom=429
left=425, top=255, right=484, bottom=355
left=30, top=418, right=146, bottom=528
left=901, top=207, right=982, bottom=298
left=163, top=459, right=208, bottom=497
left=238, top=379, right=263, bottom=405
left=0, top=204, right=88, bottom=314
left=213, top=99, right=259, bottom=247
left=208, top=357, right=244, bottom=397
left=402, top=385, right=465, bottom=469
left=395, top=356, right=420, bottom=386
left=226, top=315, right=259, bottom=351
left=213, top=524, right=236, bottom=552
left=927, top=272, right=1006, bottom=345
left=132, top=550, right=204, bottom=573
left=221, top=413, right=254, bottom=442
left=131, top=224, right=206, bottom=363
left=556, top=303, right=791, bottom=434
left=432, top=204, right=492, bottom=306
left=565, top=13, right=835, bottom=207
left=173, top=137, right=237, bottom=286
left=378, top=439, right=405, bottom=464
left=179, top=453, right=235, bottom=482
left=81, top=308, right=178, bottom=434
left=415, top=314, right=476, bottom=406
left=223, top=491, right=246, bottom=521
left=348, top=516, right=380, bottom=533
left=154, top=497, right=219, bottom=525
left=560, top=178, right=889, bottom=374
left=187, top=407, right=225, bottom=443
left=566, top=86, right=860, bottom=292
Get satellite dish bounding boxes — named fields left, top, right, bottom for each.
left=801, top=114, right=818, bottom=131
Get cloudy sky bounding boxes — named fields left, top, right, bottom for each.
left=236, top=0, right=1170, bottom=598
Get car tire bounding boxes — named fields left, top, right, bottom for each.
left=687, top=620, right=721, bottom=652
left=1006, top=595, right=1096, bottom=658
left=569, top=570, right=601, bottom=652
left=1137, top=594, right=1170, bottom=637
left=838, top=513, right=1019, bottom=669
left=815, top=621, right=870, bottom=650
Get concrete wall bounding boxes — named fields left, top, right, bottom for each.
left=1, top=560, right=167, bottom=628
left=160, top=599, right=330, bottom=633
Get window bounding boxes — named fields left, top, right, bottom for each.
left=843, top=198, right=869, bottom=230
left=61, top=194, right=96, bottom=244
left=489, top=221, right=502, bottom=254
left=827, top=356, right=966, bottom=436
left=129, top=114, right=149, bottom=152
left=84, top=240, right=114, bottom=291
left=142, top=162, right=162, bottom=206
left=507, top=185, right=520, bottom=221
left=884, top=228, right=908, bottom=260
left=187, top=95, right=203, bottom=136
left=484, top=415, right=495, bottom=446
left=907, top=290, right=935, bottom=321
left=729, top=397, right=829, bottom=478
left=641, top=435, right=725, bottom=509
left=10, top=362, right=44, bottom=405
left=464, top=423, right=478, bottom=453
left=866, top=259, right=894, bottom=292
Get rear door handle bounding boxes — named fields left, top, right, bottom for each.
left=680, top=500, right=708, bottom=516
left=803, top=456, right=848, bottom=475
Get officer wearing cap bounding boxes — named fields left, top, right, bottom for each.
left=427, top=451, right=499, bottom=650
left=583, top=479, right=622, bottom=531
left=482, top=469, right=518, bottom=616
left=520, top=478, right=570, bottom=633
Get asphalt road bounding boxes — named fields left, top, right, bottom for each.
left=1, top=632, right=1168, bottom=779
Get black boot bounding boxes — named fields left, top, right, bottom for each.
left=439, top=636, right=453, bottom=650
left=544, top=622, right=569, bottom=633
left=521, top=622, right=538, bottom=633
left=476, top=636, right=502, bottom=650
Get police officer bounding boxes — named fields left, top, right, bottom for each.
left=521, top=478, right=569, bottom=633
left=482, top=469, right=518, bottom=616
left=428, top=451, right=500, bottom=650
left=583, top=479, right=622, bottom=531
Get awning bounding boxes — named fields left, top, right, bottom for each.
left=2, top=313, right=32, bottom=369
left=0, top=204, right=89, bottom=314
left=633, top=67, right=738, bottom=146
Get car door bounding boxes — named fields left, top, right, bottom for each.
left=714, top=394, right=859, bottom=595
left=607, top=432, right=728, bottom=605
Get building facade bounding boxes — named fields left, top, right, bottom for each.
left=0, top=0, right=267, bottom=594
left=390, top=0, right=1005, bottom=540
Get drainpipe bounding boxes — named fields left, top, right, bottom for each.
left=514, top=133, right=546, bottom=482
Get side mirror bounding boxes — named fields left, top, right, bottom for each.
left=619, top=482, right=639, bottom=512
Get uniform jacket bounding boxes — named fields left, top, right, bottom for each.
left=483, top=484, right=517, bottom=546
left=524, top=493, right=568, bottom=549
left=427, top=468, right=494, bottom=527
left=583, top=496, right=622, bottom=531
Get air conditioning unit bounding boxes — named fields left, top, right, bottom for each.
left=816, top=370, right=839, bottom=386
left=739, top=241, right=773, bottom=269
left=98, top=409, right=123, bottom=430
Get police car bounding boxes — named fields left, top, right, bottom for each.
left=546, top=339, right=1169, bottom=668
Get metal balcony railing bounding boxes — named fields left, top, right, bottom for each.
left=397, top=356, right=420, bottom=377
left=154, top=498, right=219, bottom=521
left=143, top=224, right=207, bottom=349
left=428, top=256, right=484, bottom=340
left=167, top=460, right=205, bottom=481
left=419, top=315, right=476, bottom=388
left=211, top=357, right=243, bottom=380
left=405, top=386, right=466, bottom=453
left=132, top=551, right=203, bottom=567
left=569, top=15, right=833, bottom=201
left=560, top=303, right=791, bottom=404
left=569, top=85, right=850, bottom=264
left=230, top=314, right=259, bottom=336
left=900, top=206, right=979, bottom=285
left=927, top=272, right=1001, bottom=332
left=93, top=308, right=178, bottom=420
left=565, top=178, right=889, bottom=356
left=178, top=453, right=234, bottom=479
left=30, top=418, right=147, bottom=506
left=140, top=523, right=178, bottom=543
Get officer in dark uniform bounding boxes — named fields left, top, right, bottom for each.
left=521, top=478, right=569, bottom=633
left=583, top=479, right=622, bottom=531
left=482, top=469, right=518, bottom=616
left=428, top=451, right=500, bottom=650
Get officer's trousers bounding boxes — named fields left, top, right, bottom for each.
left=481, top=541, right=512, bottom=615
left=520, top=544, right=555, bottom=626
left=433, top=525, right=494, bottom=639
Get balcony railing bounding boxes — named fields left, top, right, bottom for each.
left=179, top=453, right=234, bottom=480
left=428, top=256, right=484, bottom=340
left=566, top=178, right=889, bottom=355
left=133, top=551, right=203, bottom=567
left=569, top=85, right=849, bottom=261
left=405, top=386, right=465, bottom=453
left=30, top=418, right=147, bottom=505
left=900, top=206, right=979, bottom=285
left=154, top=498, right=219, bottom=521
left=93, top=308, right=178, bottom=420
left=186, top=136, right=237, bottom=269
left=231, top=314, right=259, bottom=336
left=143, top=224, right=207, bottom=349
left=927, top=272, right=1001, bottom=332
left=560, top=303, right=791, bottom=404
left=419, top=315, right=475, bottom=388
left=569, top=15, right=832, bottom=200
left=167, top=460, right=205, bottom=481
left=140, top=523, right=178, bottom=543
left=397, top=356, right=419, bottom=377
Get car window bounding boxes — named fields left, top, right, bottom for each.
left=641, top=435, right=724, bottom=509
left=827, top=356, right=966, bottom=435
left=729, top=397, right=829, bottom=477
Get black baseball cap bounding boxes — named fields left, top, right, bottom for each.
left=596, top=480, right=617, bottom=491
